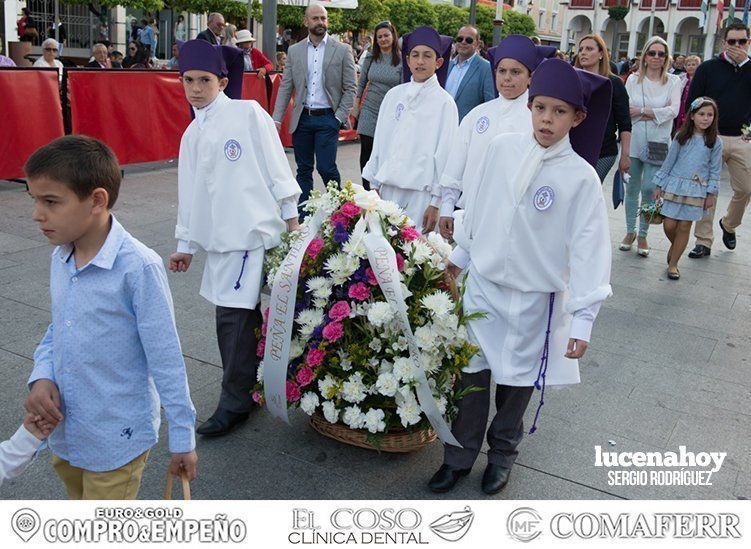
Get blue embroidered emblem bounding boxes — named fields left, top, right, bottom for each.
left=395, top=103, right=405, bottom=121
left=224, top=139, right=242, bottom=161
left=475, top=116, right=490, bottom=134
left=534, top=186, right=555, bottom=211
left=120, top=427, right=133, bottom=439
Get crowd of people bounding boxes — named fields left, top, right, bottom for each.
left=2, top=3, right=750, bottom=501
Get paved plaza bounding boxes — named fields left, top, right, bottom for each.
left=1, top=142, right=749, bottom=500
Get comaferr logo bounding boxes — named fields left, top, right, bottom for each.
left=550, top=513, right=741, bottom=539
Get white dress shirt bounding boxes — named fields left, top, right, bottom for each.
left=305, top=34, right=332, bottom=109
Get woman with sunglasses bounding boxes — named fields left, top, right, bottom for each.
left=622, top=36, right=681, bottom=257
left=575, top=34, right=631, bottom=184
left=123, top=41, right=150, bottom=69
left=33, top=38, right=64, bottom=80
left=352, top=21, right=402, bottom=190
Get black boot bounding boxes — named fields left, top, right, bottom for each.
left=481, top=464, right=511, bottom=495
left=196, top=408, right=250, bottom=437
left=428, top=464, right=471, bottom=493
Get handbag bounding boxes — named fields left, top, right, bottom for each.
left=612, top=170, right=625, bottom=209
left=638, top=82, right=669, bottom=166
left=164, top=470, right=191, bottom=500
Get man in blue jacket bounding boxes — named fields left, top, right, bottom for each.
left=445, top=25, right=495, bottom=122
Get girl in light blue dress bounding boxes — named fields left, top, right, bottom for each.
left=653, top=97, right=722, bottom=280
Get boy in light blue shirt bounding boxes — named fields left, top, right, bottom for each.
left=24, top=136, right=197, bottom=499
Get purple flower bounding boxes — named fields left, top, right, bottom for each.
left=333, top=224, right=350, bottom=243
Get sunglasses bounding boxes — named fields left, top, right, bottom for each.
left=44, top=47, right=58, bottom=52
left=375, top=20, right=392, bottom=29
left=726, top=38, right=749, bottom=46
left=455, top=36, right=474, bottom=45
left=646, top=50, right=666, bottom=58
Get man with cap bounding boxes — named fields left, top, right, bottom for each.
left=236, top=29, right=273, bottom=77
left=362, top=26, right=458, bottom=233
left=169, top=40, right=301, bottom=437
left=438, top=35, right=556, bottom=240
left=429, top=59, right=613, bottom=495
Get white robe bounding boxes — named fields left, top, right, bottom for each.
left=450, top=132, right=612, bottom=386
left=362, top=74, right=458, bottom=231
left=176, top=93, right=301, bottom=309
left=439, top=91, right=532, bottom=216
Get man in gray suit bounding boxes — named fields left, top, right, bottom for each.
left=272, top=4, right=356, bottom=205
left=445, top=26, right=495, bottom=121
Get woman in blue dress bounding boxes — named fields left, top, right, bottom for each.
left=653, top=97, right=722, bottom=280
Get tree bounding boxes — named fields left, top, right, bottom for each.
left=386, top=0, right=437, bottom=35
left=340, top=0, right=388, bottom=36
left=433, top=4, right=469, bottom=38
left=473, top=4, right=496, bottom=43
left=501, top=10, right=536, bottom=38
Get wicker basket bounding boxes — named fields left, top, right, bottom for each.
left=309, top=412, right=437, bottom=453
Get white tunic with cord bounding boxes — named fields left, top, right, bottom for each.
left=176, top=92, right=301, bottom=309
left=362, top=74, right=458, bottom=231
left=451, top=131, right=612, bottom=386
left=439, top=91, right=532, bottom=216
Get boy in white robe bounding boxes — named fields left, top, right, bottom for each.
left=362, top=26, right=458, bottom=233
left=428, top=59, right=613, bottom=495
left=438, top=35, right=556, bottom=239
left=169, top=40, right=301, bottom=437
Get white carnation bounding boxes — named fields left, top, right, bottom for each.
left=256, top=361, right=264, bottom=383
left=318, top=375, right=339, bottom=400
left=434, top=395, right=447, bottom=415
left=363, top=408, right=386, bottom=433
left=342, top=405, right=365, bottom=429
left=426, top=231, right=453, bottom=258
left=322, top=400, right=339, bottom=423
left=341, top=373, right=367, bottom=403
left=289, top=338, right=304, bottom=360
left=419, top=352, right=440, bottom=374
left=393, top=356, right=418, bottom=383
left=375, top=372, right=399, bottom=397
left=300, top=392, right=320, bottom=416
left=367, top=302, right=395, bottom=327
left=421, top=291, right=453, bottom=318
left=415, top=325, right=437, bottom=351
left=396, top=390, right=422, bottom=427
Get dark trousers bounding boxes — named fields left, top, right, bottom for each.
left=444, top=370, right=535, bottom=469
left=359, top=134, right=374, bottom=190
left=215, top=306, right=263, bottom=413
left=292, top=111, right=341, bottom=206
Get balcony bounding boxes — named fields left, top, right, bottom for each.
left=569, top=0, right=595, bottom=8
left=603, top=0, right=627, bottom=6
left=639, top=0, right=669, bottom=9
left=677, top=0, right=702, bottom=7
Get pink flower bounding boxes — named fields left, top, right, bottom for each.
left=340, top=201, right=361, bottom=220
left=306, top=238, right=325, bottom=259
left=365, top=267, right=378, bottom=286
left=330, top=212, right=349, bottom=226
left=328, top=300, right=351, bottom=322
left=322, top=321, right=344, bottom=342
left=306, top=348, right=327, bottom=367
left=401, top=226, right=421, bottom=242
left=348, top=282, right=370, bottom=301
left=296, top=366, right=315, bottom=386
left=396, top=253, right=405, bottom=273
left=252, top=391, right=264, bottom=404
left=256, top=337, right=266, bottom=358
left=263, top=307, right=270, bottom=322
left=286, top=381, right=301, bottom=402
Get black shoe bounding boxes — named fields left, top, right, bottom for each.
left=719, top=219, right=736, bottom=250
left=482, top=464, right=511, bottom=495
left=196, top=408, right=250, bottom=437
left=688, top=245, right=711, bottom=259
left=428, top=464, right=471, bottom=493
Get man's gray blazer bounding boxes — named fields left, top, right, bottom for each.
left=272, top=35, right=356, bottom=134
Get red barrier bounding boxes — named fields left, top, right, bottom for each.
left=241, top=73, right=268, bottom=110
left=0, top=68, right=64, bottom=180
left=68, top=70, right=190, bottom=165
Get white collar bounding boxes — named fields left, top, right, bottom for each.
left=308, top=34, right=329, bottom=48
left=192, top=92, right=230, bottom=127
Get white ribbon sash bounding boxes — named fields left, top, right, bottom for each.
left=263, top=188, right=461, bottom=447
left=263, top=211, right=325, bottom=423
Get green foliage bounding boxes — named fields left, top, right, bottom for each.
left=474, top=4, right=496, bottom=44
left=340, top=0, right=389, bottom=34
left=501, top=10, right=536, bottom=39
left=433, top=4, right=468, bottom=38
left=64, top=0, right=165, bottom=12
left=607, top=6, right=629, bottom=22
left=386, top=0, right=437, bottom=35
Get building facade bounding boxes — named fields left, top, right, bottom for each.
left=558, top=0, right=747, bottom=60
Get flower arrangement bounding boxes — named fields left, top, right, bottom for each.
left=638, top=198, right=663, bottom=225
left=254, top=181, right=480, bottom=442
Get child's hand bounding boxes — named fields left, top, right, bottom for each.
left=24, top=379, right=63, bottom=427
left=23, top=413, right=51, bottom=440
left=439, top=216, right=454, bottom=240
left=169, top=451, right=198, bottom=482
left=422, top=206, right=439, bottom=235
left=653, top=188, right=661, bottom=201
left=287, top=218, right=301, bottom=232
left=565, top=338, right=588, bottom=359
left=704, top=194, right=715, bottom=210
left=169, top=253, right=193, bottom=273
left=444, top=260, right=461, bottom=281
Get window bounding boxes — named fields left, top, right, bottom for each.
left=538, top=10, right=546, bottom=29
left=552, top=12, right=558, bottom=30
